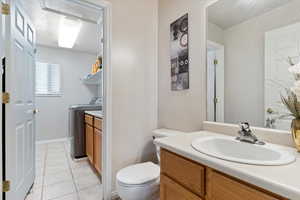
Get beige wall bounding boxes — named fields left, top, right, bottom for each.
left=158, top=0, right=208, bottom=132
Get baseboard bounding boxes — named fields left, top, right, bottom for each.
left=36, top=137, right=70, bottom=145
left=111, top=191, right=119, bottom=200
left=73, top=157, right=88, bottom=162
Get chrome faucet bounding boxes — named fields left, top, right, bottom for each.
left=236, top=122, right=265, bottom=145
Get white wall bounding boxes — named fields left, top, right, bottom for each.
left=158, top=0, right=208, bottom=131
left=36, top=46, right=98, bottom=141
left=207, top=22, right=224, bottom=45
left=221, top=0, right=300, bottom=126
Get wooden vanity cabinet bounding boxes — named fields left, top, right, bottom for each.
left=85, top=124, right=94, bottom=163
left=161, top=149, right=205, bottom=197
left=93, top=127, right=102, bottom=173
left=85, top=114, right=102, bottom=174
left=160, top=174, right=203, bottom=200
left=160, top=149, right=287, bottom=200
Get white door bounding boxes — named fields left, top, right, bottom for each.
left=265, top=22, right=300, bottom=130
left=207, top=40, right=225, bottom=122
left=4, top=0, right=36, bottom=199
left=207, top=50, right=217, bottom=121
left=0, top=2, right=5, bottom=198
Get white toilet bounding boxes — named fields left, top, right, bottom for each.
left=116, top=129, right=182, bottom=200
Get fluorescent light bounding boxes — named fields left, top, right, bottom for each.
left=58, top=17, right=82, bottom=48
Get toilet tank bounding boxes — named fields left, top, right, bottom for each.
left=152, top=129, right=185, bottom=163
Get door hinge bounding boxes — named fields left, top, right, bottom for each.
left=214, top=59, right=218, bottom=65
left=2, top=92, right=10, bottom=104
left=214, top=97, right=219, bottom=104
left=1, top=3, right=10, bottom=15
left=3, top=180, right=10, bottom=192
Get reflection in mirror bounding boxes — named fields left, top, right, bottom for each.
left=206, top=0, right=300, bottom=130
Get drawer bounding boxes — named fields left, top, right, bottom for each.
left=85, top=114, right=94, bottom=126
left=206, top=169, right=287, bottom=200
left=160, top=174, right=203, bottom=200
left=94, top=117, right=102, bottom=130
left=160, top=149, right=205, bottom=197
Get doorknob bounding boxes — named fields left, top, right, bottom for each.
left=27, top=109, right=39, bottom=114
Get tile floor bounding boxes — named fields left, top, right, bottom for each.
left=25, top=141, right=102, bottom=200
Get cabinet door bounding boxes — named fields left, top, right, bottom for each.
left=94, top=128, right=102, bottom=173
left=161, top=149, right=205, bottom=197
left=206, top=169, right=286, bottom=200
left=160, top=175, right=203, bottom=200
left=94, top=117, right=102, bottom=130
left=85, top=124, right=94, bottom=163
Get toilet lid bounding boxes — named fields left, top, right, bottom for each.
left=117, top=162, right=160, bottom=185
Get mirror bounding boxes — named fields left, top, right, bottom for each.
left=206, top=0, right=300, bottom=130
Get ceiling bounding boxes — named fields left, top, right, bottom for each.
left=23, top=0, right=103, bottom=54
left=208, top=0, right=293, bottom=29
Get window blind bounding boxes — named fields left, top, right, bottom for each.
left=36, top=62, right=61, bottom=96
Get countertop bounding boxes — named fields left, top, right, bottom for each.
left=84, top=111, right=103, bottom=118
left=154, top=131, right=300, bottom=200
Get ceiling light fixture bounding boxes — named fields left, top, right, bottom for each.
left=58, top=17, right=82, bottom=48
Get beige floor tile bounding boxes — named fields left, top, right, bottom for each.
left=78, top=185, right=102, bottom=200
left=47, top=142, right=65, bottom=148
left=72, top=165, right=96, bottom=177
left=29, top=141, right=104, bottom=200
left=52, top=193, right=79, bottom=200
left=74, top=173, right=100, bottom=190
left=45, top=164, right=70, bottom=175
left=25, top=187, right=42, bottom=200
left=48, top=145, right=65, bottom=150
left=43, top=181, right=76, bottom=200
left=69, top=160, right=89, bottom=170
left=46, top=158, right=68, bottom=166
left=44, top=170, right=73, bottom=186
left=49, top=146, right=66, bottom=152
left=47, top=152, right=66, bottom=158
left=46, top=159, right=69, bottom=168
left=47, top=150, right=66, bottom=156
left=47, top=153, right=67, bottom=160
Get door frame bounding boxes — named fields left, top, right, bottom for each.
left=0, top=2, right=4, bottom=198
left=1, top=0, right=112, bottom=199
left=68, top=1, right=113, bottom=199
left=73, top=1, right=113, bottom=199
left=206, top=40, right=225, bottom=123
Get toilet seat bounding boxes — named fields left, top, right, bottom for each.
left=117, top=178, right=159, bottom=187
left=116, top=162, right=160, bottom=185
left=116, top=162, right=160, bottom=200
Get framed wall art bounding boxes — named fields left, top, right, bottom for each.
left=170, top=14, right=189, bottom=91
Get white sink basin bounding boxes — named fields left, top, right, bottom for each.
left=191, top=136, right=296, bottom=166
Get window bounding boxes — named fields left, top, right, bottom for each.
left=35, top=62, right=62, bottom=96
